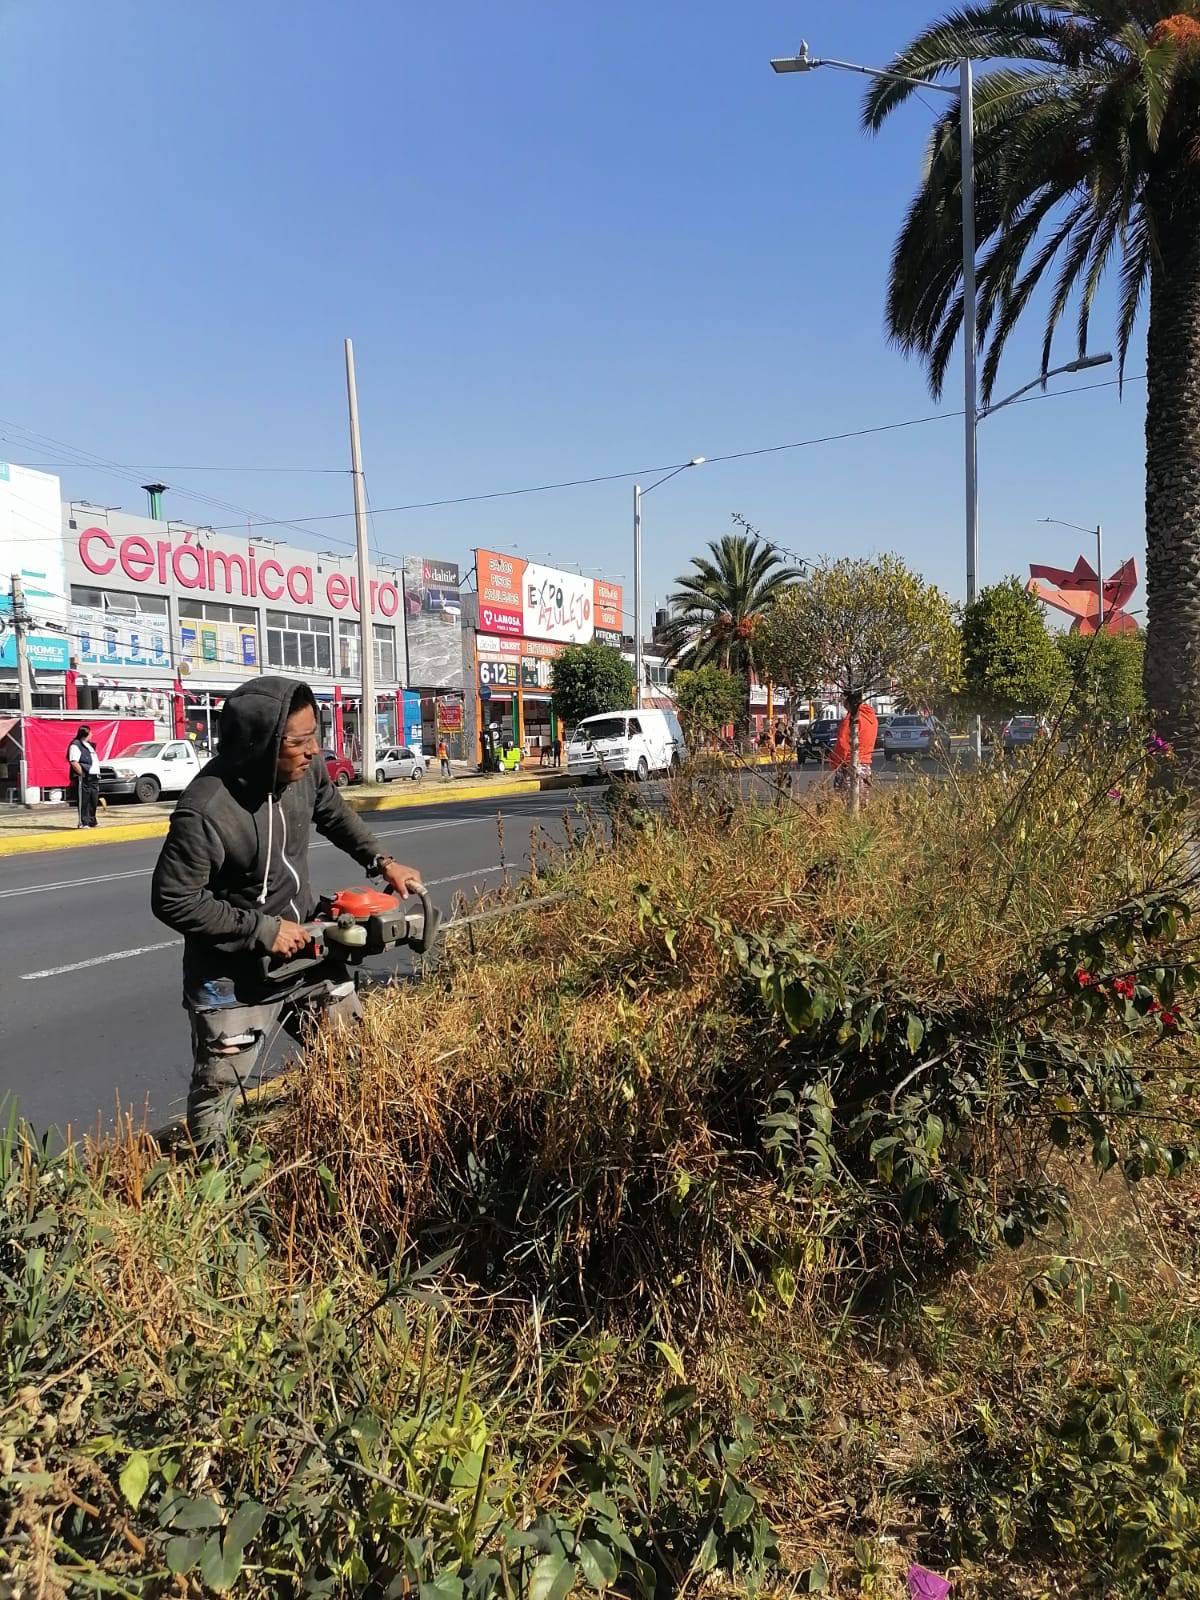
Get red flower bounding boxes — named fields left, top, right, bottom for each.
left=1112, top=977, right=1136, bottom=1000
left=1075, top=968, right=1096, bottom=988
left=1160, top=1008, right=1181, bottom=1031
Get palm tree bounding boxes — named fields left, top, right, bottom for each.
left=661, top=522, right=800, bottom=725
left=866, top=3, right=1200, bottom=770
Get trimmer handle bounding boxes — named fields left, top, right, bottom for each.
left=409, top=883, right=441, bottom=955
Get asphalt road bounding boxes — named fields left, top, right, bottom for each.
left=0, top=788, right=591, bottom=1140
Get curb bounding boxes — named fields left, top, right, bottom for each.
left=0, top=773, right=585, bottom=859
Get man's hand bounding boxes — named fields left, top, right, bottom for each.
left=379, top=859, right=423, bottom=897
left=271, top=919, right=310, bottom=957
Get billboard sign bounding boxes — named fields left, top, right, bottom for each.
left=0, top=464, right=70, bottom=671
left=475, top=549, right=525, bottom=637
left=403, top=554, right=464, bottom=688
left=522, top=562, right=593, bottom=645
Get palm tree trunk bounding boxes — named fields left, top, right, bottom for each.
left=1145, top=179, right=1200, bottom=778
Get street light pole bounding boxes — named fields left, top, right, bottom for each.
left=632, top=458, right=704, bottom=709
left=633, top=482, right=643, bottom=710
left=344, top=338, right=376, bottom=787
left=1040, top=517, right=1108, bottom=633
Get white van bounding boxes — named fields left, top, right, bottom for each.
left=567, top=709, right=686, bottom=781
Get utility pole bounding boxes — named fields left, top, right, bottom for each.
left=1095, top=524, right=1105, bottom=632
left=961, top=58, right=978, bottom=608
left=11, top=575, right=34, bottom=805
left=11, top=575, right=34, bottom=720
left=344, top=338, right=376, bottom=787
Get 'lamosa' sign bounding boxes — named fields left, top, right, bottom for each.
left=78, top=527, right=400, bottom=617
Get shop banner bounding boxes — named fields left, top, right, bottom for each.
left=478, top=657, right=519, bottom=690
left=179, top=620, right=259, bottom=669
left=436, top=698, right=464, bottom=732
left=24, top=715, right=154, bottom=787
left=74, top=606, right=171, bottom=670
left=520, top=656, right=554, bottom=690
left=594, top=580, right=624, bottom=635
left=403, top=554, right=464, bottom=688
left=522, top=562, right=594, bottom=645
left=475, top=550, right=525, bottom=637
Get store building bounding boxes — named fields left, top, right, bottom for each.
left=465, top=549, right=625, bottom=763
left=0, top=465, right=460, bottom=762
left=58, top=505, right=414, bottom=752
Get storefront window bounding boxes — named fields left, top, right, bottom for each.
left=523, top=696, right=553, bottom=753
left=179, top=598, right=256, bottom=625
left=70, top=585, right=168, bottom=617
left=265, top=611, right=332, bottom=675
left=338, top=619, right=397, bottom=682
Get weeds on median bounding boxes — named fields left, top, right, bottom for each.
left=3, top=731, right=1200, bottom=1596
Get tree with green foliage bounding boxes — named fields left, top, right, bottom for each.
left=866, top=2, right=1200, bottom=774
left=962, top=578, right=1067, bottom=718
left=671, top=666, right=745, bottom=746
left=550, top=642, right=635, bottom=731
left=756, top=554, right=962, bottom=811
left=660, top=518, right=800, bottom=726
left=1058, top=629, right=1146, bottom=725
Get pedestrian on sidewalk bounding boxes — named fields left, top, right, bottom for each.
left=151, top=676, right=424, bottom=1155
left=438, top=738, right=452, bottom=780
left=67, top=724, right=100, bottom=829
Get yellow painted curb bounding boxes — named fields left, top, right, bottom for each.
left=0, top=774, right=584, bottom=858
left=0, top=819, right=172, bottom=856
left=351, top=774, right=581, bottom=811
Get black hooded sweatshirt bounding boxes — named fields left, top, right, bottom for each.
left=151, top=676, right=384, bottom=991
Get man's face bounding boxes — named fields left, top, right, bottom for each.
left=276, top=706, right=320, bottom=785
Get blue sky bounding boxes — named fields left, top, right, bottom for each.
left=3, top=0, right=1146, bottom=627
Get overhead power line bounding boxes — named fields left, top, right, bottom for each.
left=3, top=370, right=1142, bottom=548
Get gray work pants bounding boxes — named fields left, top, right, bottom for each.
left=183, top=968, right=360, bottom=1152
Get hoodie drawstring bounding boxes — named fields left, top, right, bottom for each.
left=257, top=795, right=274, bottom=905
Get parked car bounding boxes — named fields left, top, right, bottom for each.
left=883, top=715, right=947, bottom=760
left=99, top=739, right=203, bottom=803
left=373, top=745, right=426, bottom=783
left=567, top=708, right=686, bottom=781
left=323, top=748, right=356, bottom=788
left=807, top=718, right=841, bottom=759
left=1002, top=714, right=1049, bottom=752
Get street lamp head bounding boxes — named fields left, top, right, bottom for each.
left=688, top=456, right=706, bottom=467
left=1063, top=352, right=1114, bottom=375
left=770, top=41, right=818, bottom=73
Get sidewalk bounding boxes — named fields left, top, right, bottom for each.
left=0, top=765, right=583, bottom=858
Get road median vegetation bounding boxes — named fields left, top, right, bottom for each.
left=4, top=736, right=1200, bottom=1596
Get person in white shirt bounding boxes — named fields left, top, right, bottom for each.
left=67, top=724, right=100, bottom=829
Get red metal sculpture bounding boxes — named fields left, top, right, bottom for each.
left=1027, top=556, right=1139, bottom=635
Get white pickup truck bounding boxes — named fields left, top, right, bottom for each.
left=98, top=739, right=203, bottom=804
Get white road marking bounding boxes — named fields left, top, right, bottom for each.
left=0, top=867, right=152, bottom=900
left=20, top=940, right=182, bottom=981
left=17, top=864, right=507, bottom=981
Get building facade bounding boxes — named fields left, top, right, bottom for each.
left=60, top=505, right=411, bottom=751
left=465, top=549, right=625, bottom=762
left=0, top=467, right=464, bottom=763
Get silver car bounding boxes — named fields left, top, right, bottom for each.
left=883, top=715, right=945, bottom=760
left=372, top=745, right=426, bottom=783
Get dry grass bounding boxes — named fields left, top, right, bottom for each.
left=5, top=738, right=1200, bottom=1597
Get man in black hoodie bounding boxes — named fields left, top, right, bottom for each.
left=152, top=676, right=422, bottom=1151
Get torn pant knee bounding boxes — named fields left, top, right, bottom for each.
left=186, top=1028, right=265, bottom=1152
